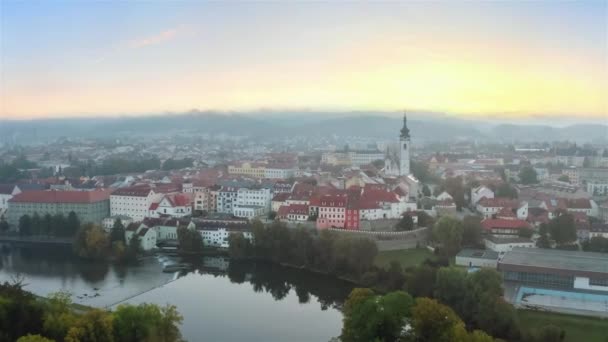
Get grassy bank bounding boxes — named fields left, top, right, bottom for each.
left=517, top=309, right=608, bottom=342
left=374, top=248, right=435, bottom=269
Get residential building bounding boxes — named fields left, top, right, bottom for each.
left=193, top=220, right=253, bottom=248
left=0, top=184, right=21, bottom=215
left=277, top=204, right=309, bottom=222
left=150, top=193, right=193, bottom=218
left=471, top=185, right=494, bottom=206
left=101, top=215, right=133, bottom=233
left=316, top=194, right=348, bottom=229
left=589, top=223, right=608, bottom=239
left=110, top=186, right=159, bottom=221
left=476, top=197, right=519, bottom=219
left=481, top=218, right=530, bottom=237
left=227, top=162, right=266, bottom=178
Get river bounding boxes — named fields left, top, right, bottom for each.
left=0, top=244, right=354, bottom=342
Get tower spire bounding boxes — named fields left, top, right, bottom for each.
left=400, top=110, right=410, bottom=140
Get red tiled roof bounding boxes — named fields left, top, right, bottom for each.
left=126, top=222, right=140, bottom=231
left=272, top=193, right=290, bottom=202
left=496, top=207, right=517, bottom=219
left=277, top=204, right=309, bottom=216
left=149, top=203, right=159, bottom=211
left=9, top=190, right=110, bottom=204
left=567, top=198, right=592, bottom=209
left=163, top=193, right=192, bottom=207
left=0, top=184, right=16, bottom=195
left=481, top=218, right=529, bottom=230
left=112, top=186, right=153, bottom=197
left=319, top=194, right=347, bottom=207
left=477, top=197, right=518, bottom=208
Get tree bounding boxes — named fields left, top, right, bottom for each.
left=462, top=216, right=482, bottom=247
left=557, top=175, right=570, bottom=183
left=496, top=182, right=518, bottom=199
left=416, top=211, right=434, bottom=228
left=442, top=177, right=466, bottom=210
left=341, top=289, right=413, bottom=342
left=73, top=223, right=109, bottom=260
left=109, top=219, right=126, bottom=243
left=404, top=265, right=437, bottom=298
left=395, top=215, right=414, bottom=231
left=42, top=292, right=78, bottom=341
left=519, top=166, right=538, bottom=185
left=422, top=184, right=431, bottom=197
left=64, top=309, right=114, bottom=342
left=537, top=223, right=551, bottom=248
left=126, top=234, right=142, bottom=261
left=0, top=217, right=10, bottom=232
left=112, top=303, right=183, bottom=342
left=518, top=227, right=534, bottom=239
left=0, top=281, right=45, bottom=341
left=52, top=214, right=67, bottom=237
left=583, top=236, right=608, bottom=253
left=410, top=297, right=466, bottom=342
left=66, top=211, right=81, bottom=237
left=548, top=212, right=577, bottom=245
left=19, top=214, right=32, bottom=236
left=177, top=227, right=203, bottom=254
left=227, top=232, right=252, bottom=260
left=42, top=214, right=53, bottom=236
left=434, top=267, right=467, bottom=316
left=31, top=213, right=42, bottom=236
left=267, top=211, right=277, bottom=220
left=16, top=335, right=54, bottom=342
left=432, top=216, right=464, bottom=257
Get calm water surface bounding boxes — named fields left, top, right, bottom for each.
left=0, top=244, right=353, bottom=342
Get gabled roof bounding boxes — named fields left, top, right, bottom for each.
left=496, top=207, right=517, bottom=219
left=482, top=218, right=529, bottom=230
left=111, top=185, right=153, bottom=197
left=477, top=197, right=518, bottom=208
left=272, top=193, right=290, bottom=202
left=0, top=184, right=16, bottom=195
left=566, top=198, right=592, bottom=209
left=277, top=204, right=309, bottom=216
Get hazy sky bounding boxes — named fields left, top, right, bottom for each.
left=1, top=1, right=606, bottom=120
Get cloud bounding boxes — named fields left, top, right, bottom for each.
left=129, top=26, right=182, bottom=49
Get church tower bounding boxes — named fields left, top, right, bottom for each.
left=399, top=111, right=410, bottom=176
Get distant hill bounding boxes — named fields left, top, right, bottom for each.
left=1, top=111, right=605, bottom=144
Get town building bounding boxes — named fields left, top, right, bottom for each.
left=384, top=112, right=411, bottom=177
left=484, top=235, right=535, bottom=253
left=471, top=185, right=494, bottom=206
left=481, top=218, right=530, bottom=237
left=193, top=220, right=253, bottom=248
left=150, top=193, right=193, bottom=218
left=7, top=190, right=110, bottom=228
left=101, top=215, right=133, bottom=233
left=277, top=204, right=309, bottom=222
left=589, top=223, right=608, bottom=239
left=110, top=186, right=159, bottom=221
left=0, top=184, right=21, bottom=216
left=455, top=249, right=499, bottom=268
left=499, top=248, right=608, bottom=292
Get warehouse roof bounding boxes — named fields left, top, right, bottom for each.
left=499, top=247, right=608, bottom=277
left=457, top=249, right=499, bottom=260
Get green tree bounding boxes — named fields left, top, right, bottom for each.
left=422, top=184, right=431, bottom=197
left=43, top=291, right=78, bottom=341
left=52, top=214, right=67, bottom=237
left=442, top=177, right=466, bottom=210
left=73, top=223, right=109, bottom=260
left=537, top=223, right=551, bottom=248
left=557, top=175, right=570, bottom=183
left=109, top=219, right=126, bottom=243
left=64, top=309, right=113, bottom=342
left=177, top=227, right=203, bottom=254
left=404, top=265, right=437, bottom=298
left=432, top=216, right=464, bottom=257
left=519, top=166, right=538, bottom=185
left=548, top=212, right=577, bottom=245
left=112, top=303, right=183, bottom=342
left=434, top=267, right=467, bottom=316
left=31, top=213, right=42, bottom=236
left=0, top=218, right=8, bottom=233
left=533, top=325, right=566, bottom=342
left=583, top=236, right=608, bottom=253
left=19, top=214, right=32, bottom=236
left=461, top=216, right=482, bottom=247
left=395, top=215, right=414, bottom=231
left=66, top=212, right=81, bottom=237
left=495, top=182, right=518, bottom=199
left=518, top=227, right=534, bottom=238
left=42, top=214, right=53, bottom=236
left=0, top=281, right=45, bottom=341
left=227, top=232, right=252, bottom=260
left=410, top=297, right=466, bottom=342
left=16, top=335, right=54, bottom=342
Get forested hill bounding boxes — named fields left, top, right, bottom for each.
left=1, top=111, right=605, bottom=143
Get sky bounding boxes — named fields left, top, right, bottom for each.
left=0, top=1, right=606, bottom=120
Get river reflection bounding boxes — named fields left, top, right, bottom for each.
left=0, top=244, right=353, bottom=341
